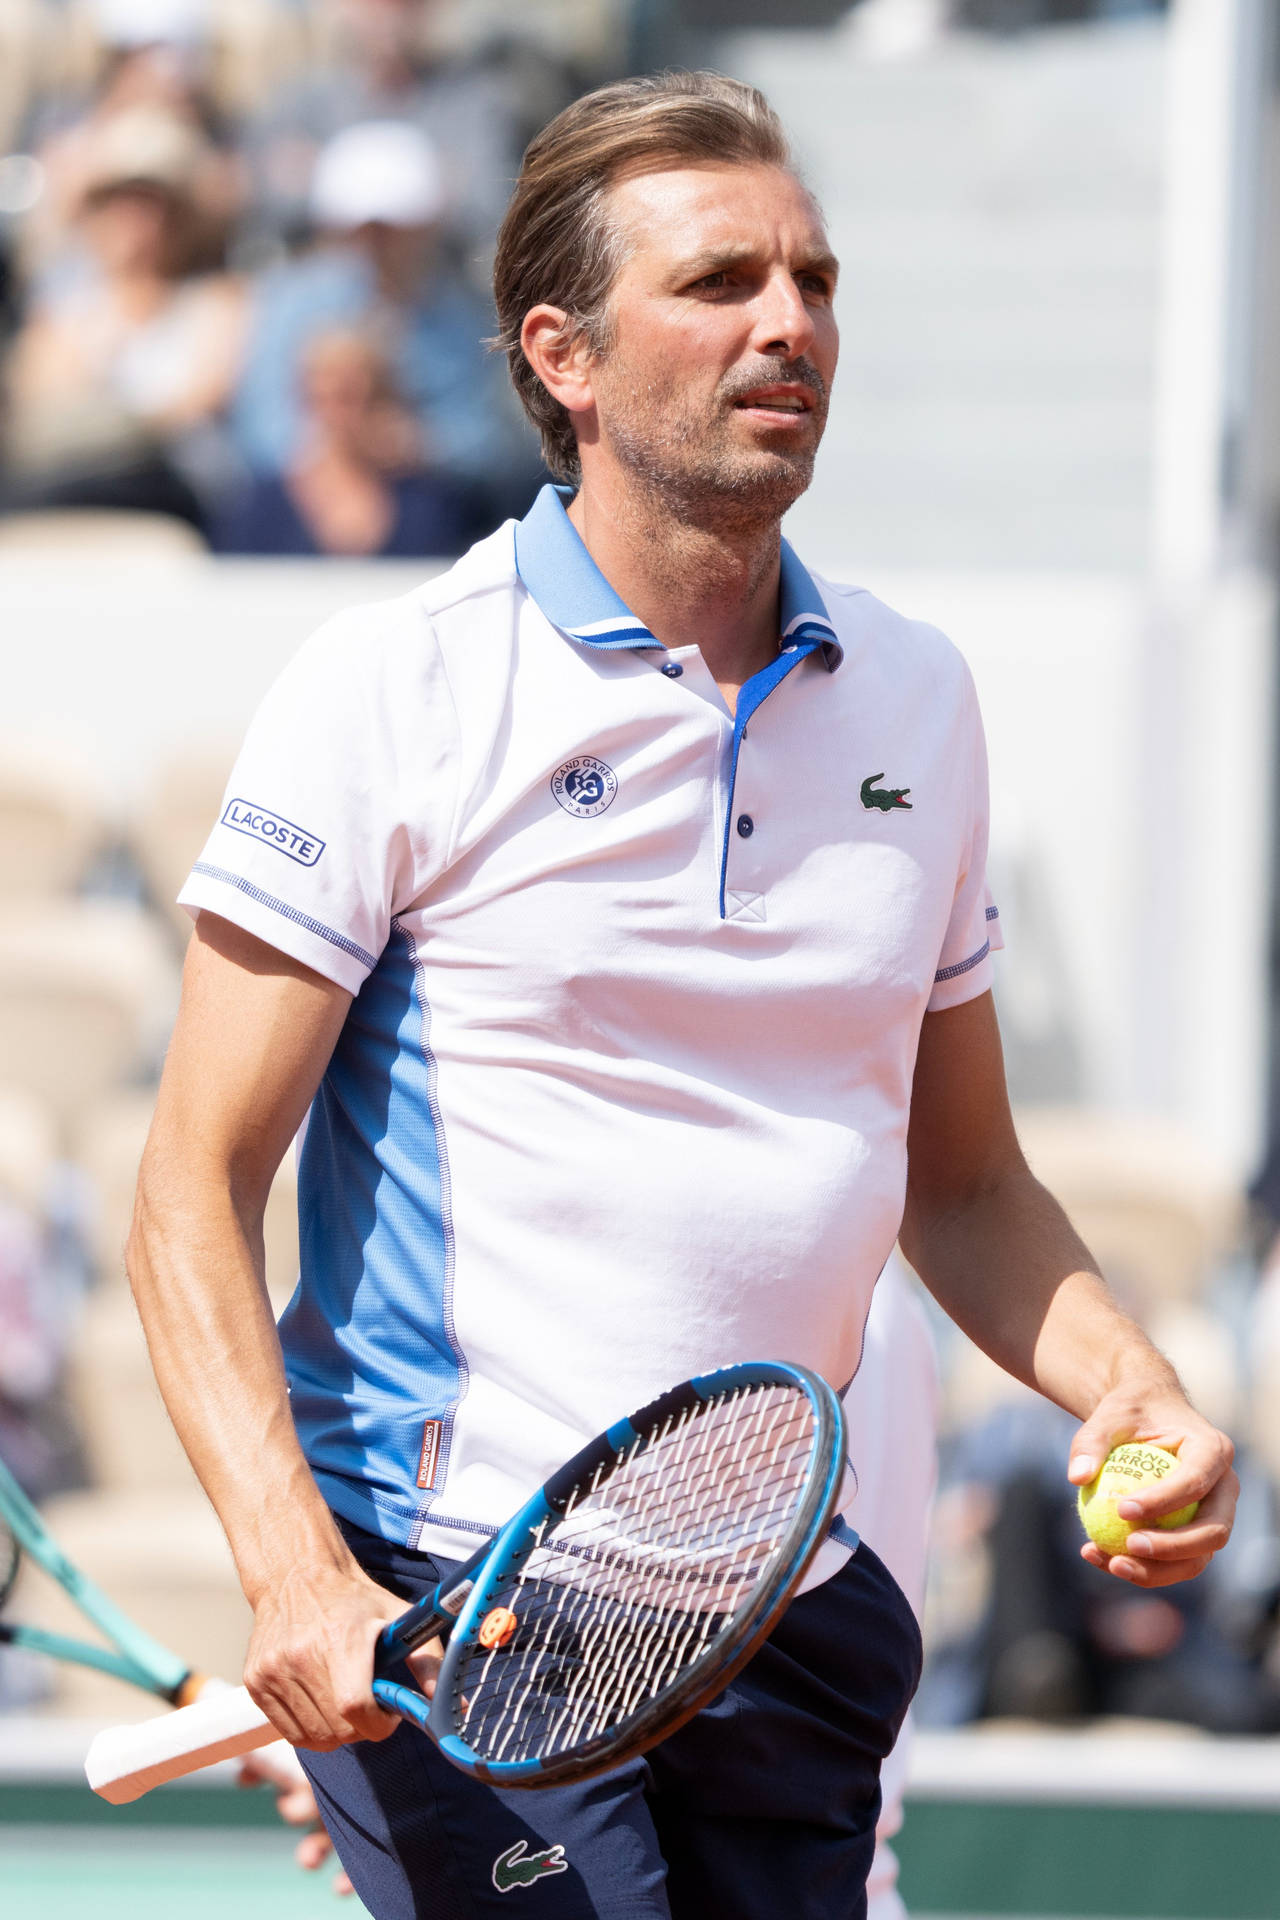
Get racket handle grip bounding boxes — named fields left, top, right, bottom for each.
left=377, top=1530, right=493, bottom=1670
left=375, top=1592, right=450, bottom=1667
left=85, top=1685, right=276, bottom=1803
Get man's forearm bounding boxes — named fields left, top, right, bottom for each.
left=127, top=1159, right=357, bottom=1606
left=901, top=1159, right=1178, bottom=1420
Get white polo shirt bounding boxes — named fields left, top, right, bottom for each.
left=180, top=484, right=1001, bottom=1573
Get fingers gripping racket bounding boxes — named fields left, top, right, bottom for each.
left=0, top=1452, right=204, bottom=1706
left=87, top=1360, right=846, bottom=1801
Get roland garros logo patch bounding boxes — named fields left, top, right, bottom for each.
left=550, top=756, right=617, bottom=818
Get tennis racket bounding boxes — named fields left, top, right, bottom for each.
left=0, top=1450, right=204, bottom=1706
left=87, top=1358, right=846, bottom=1803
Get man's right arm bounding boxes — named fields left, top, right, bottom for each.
left=127, top=910, right=414, bottom=1750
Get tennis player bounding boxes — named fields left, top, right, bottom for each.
left=127, top=72, right=1238, bottom=1920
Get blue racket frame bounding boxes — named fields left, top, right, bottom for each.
left=371, top=1359, right=845, bottom=1786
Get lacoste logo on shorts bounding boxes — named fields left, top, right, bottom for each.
left=492, top=1839, right=569, bottom=1893
left=550, top=756, right=617, bottom=818
left=221, top=799, right=326, bottom=865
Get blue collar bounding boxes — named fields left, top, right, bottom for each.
left=514, top=484, right=843, bottom=670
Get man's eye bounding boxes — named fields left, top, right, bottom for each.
left=692, top=271, right=729, bottom=291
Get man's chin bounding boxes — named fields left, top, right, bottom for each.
left=610, top=421, right=819, bottom=525
left=692, top=446, right=816, bottom=518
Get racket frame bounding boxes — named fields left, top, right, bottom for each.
left=373, top=1359, right=845, bottom=1786
left=0, top=1454, right=195, bottom=1703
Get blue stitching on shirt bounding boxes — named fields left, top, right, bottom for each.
left=415, top=1512, right=500, bottom=1541
left=985, top=904, right=1000, bottom=922
left=189, top=863, right=377, bottom=970
left=934, top=940, right=990, bottom=984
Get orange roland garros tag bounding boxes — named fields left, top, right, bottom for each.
left=478, top=1607, right=518, bottom=1650
left=417, top=1419, right=442, bottom=1490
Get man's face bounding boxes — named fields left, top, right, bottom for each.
left=581, top=163, right=839, bottom=524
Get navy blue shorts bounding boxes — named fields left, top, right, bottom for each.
left=299, top=1517, right=922, bottom=1920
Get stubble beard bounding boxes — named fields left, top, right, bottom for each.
left=601, top=365, right=828, bottom=536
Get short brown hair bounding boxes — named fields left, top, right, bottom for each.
left=493, top=71, right=792, bottom=482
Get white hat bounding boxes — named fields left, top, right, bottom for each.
left=309, top=122, right=447, bottom=231
left=92, top=0, right=210, bottom=47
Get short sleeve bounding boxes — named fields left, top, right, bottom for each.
left=926, top=663, right=1004, bottom=1014
left=178, top=599, right=457, bottom=994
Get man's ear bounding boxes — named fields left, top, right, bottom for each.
left=521, top=306, right=598, bottom=417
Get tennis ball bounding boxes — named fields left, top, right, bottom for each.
left=1077, top=1443, right=1199, bottom=1556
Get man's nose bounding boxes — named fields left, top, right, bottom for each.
left=749, top=269, right=816, bottom=361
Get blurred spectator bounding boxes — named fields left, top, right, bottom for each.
left=216, top=327, right=481, bottom=558
left=921, top=1392, right=1280, bottom=1734
left=0, top=1166, right=91, bottom=1511
left=242, top=0, right=533, bottom=270
left=0, top=1193, right=64, bottom=1496
left=231, top=120, right=530, bottom=510
left=2, top=105, right=246, bottom=531
left=20, top=0, right=243, bottom=294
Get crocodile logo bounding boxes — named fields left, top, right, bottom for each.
left=860, top=773, right=912, bottom=812
left=492, top=1839, right=569, bottom=1893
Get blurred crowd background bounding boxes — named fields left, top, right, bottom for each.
left=5, top=0, right=1280, bottom=1754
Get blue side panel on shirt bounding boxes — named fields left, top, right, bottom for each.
left=278, top=921, right=465, bottom=1542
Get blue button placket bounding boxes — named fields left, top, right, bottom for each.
left=716, top=641, right=820, bottom=919
left=513, top=485, right=843, bottom=923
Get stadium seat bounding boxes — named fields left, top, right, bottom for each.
left=0, top=1084, right=59, bottom=1215
left=928, top=1111, right=1243, bottom=1436
left=0, top=902, right=177, bottom=1132
left=64, top=1285, right=202, bottom=1496
left=0, top=0, right=46, bottom=152
left=207, top=0, right=312, bottom=116
left=75, top=1088, right=300, bottom=1306
left=133, top=753, right=235, bottom=942
left=0, top=510, right=207, bottom=554
left=1014, top=1108, right=1241, bottom=1314
left=0, top=747, right=106, bottom=900
left=73, top=1089, right=157, bottom=1290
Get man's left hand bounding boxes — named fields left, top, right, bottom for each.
left=1067, top=1387, right=1238, bottom=1587
left=238, top=1748, right=353, bottom=1896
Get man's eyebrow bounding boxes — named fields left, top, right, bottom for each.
left=799, top=249, right=840, bottom=282
left=670, top=243, right=840, bottom=283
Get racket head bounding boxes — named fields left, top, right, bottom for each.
left=426, top=1360, right=845, bottom=1787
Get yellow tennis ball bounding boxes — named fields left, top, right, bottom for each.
left=1077, top=1443, right=1200, bottom=1556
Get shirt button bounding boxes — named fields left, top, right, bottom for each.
left=737, top=813, right=754, bottom=838
left=662, top=661, right=683, bottom=678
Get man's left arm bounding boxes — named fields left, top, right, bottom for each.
left=899, top=989, right=1238, bottom=1587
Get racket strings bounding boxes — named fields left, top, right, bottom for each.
left=514, top=1389, right=810, bottom=1757
left=450, top=1384, right=818, bottom=1765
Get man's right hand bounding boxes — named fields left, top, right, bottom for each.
left=243, top=1560, right=444, bottom=1751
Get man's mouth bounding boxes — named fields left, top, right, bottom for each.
left=732, top=385, right=816, bottom=415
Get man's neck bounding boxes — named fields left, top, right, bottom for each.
left=566, top=473, right=784, bottom=712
